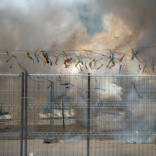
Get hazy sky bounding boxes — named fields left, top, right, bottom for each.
left=0, top=0, right=88, bottom=7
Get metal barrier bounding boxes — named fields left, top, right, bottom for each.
left=0, top=73, right=156, bottom=156
left=0, top=73, right=24, bottom=156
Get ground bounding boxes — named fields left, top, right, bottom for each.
left=0, top=139, right=155, bottom=156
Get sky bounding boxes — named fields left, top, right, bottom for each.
left=0, top=0, right=88, bottom=7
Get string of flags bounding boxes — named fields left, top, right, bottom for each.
left=64, top=57, right=72, bottom=68
left=0, top=48, right=146, bottom=73
left=27, top=52, right=34, bottom=63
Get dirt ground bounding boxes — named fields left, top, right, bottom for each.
left=0, top=139, right=155, bottom=156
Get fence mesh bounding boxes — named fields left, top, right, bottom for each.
left=26, top=74, right=88, bottom=156
left=0, top=74, right=156, bottom=156
left=26, top=74, right=156, bottom=156
left=0, top=74, right=22, bottom=156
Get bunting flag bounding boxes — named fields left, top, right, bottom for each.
left=64, top=57, right=72, bottom=68
left=143, top=64, right=147, bottom=73
left=106, top=52, right=115, bottom=68
left=34, top=53, right=40, bottom=63
left=94, top=59, right=98, bottom=67
left=119, top=55, right=125, bottom=62
left=79, top=64, right=83, bottom=72
left=64, top=57, right=72, bottom=64
left=81, top=60, right=84, bottom=65
left=119, top=65, right=122, bottom=73
left=107, top=59, right=115, bottom=68
left=131, top=49, right=137, bottom=60
left=111, top=53, right=115, bottom=61
left=85, top=62, right=88, bottom=70
left=125, top=65, right=129, bottom=72
left=42, top=51, right=50, bottom=64
left=50, top=59, right=53, bottom=66
left=97, top=64, right=104, bottom=70
left=26, top=52, right=34, bottom=62
left=43, top=58, right=47, bottom=64
left=131, top=53, right=135, bottom=60
left=55, top=57, right=58, bottom=65
left=89, top=61, right=92, bottom=68
left=75, top=60, right=81, bottom=67
left=6, top=56, right=12, bottom=63
left=91, top=59, right=96, bottom=67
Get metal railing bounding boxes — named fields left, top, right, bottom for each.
left=0, top=73, right=156, bottom=156
left=0, top=73, right=23, bottom=156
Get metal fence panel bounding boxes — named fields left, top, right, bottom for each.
left=0, top=73, right=156, bottom=156
left=89, top=75, right=156, bottom=156
left=0, top=74, right=23, bottom=156
left=25, top=74, right=156, bottom=156
left=26, top=74, right=88, bottom=156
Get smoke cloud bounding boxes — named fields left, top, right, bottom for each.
left=0, top=0, right=156, bottom=73
left=92, top=0, right=156, bottom=72
left=0, top=0, right=82, bottom=50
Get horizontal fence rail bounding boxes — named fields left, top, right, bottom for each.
left=29, top=73, right=156, bottom=77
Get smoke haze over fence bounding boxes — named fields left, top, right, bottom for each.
left=0, top=0, right=156, bottom=144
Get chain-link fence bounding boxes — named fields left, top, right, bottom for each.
left=0, top=73, right=156, bottom=156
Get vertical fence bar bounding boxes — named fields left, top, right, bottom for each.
left=24, top=72, right=28, bottom=156
left=20, top=72, right=24, bottom=156
left=61, top=95, right=65, bottom=129
left=87, top=73, right=91, bottom=156
left=50, top=81, right=54, bottom=141
left=44, top=81, right=55, bottom=143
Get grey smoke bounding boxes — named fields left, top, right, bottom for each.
left=1, top=0, right=156, bottom=73
left=0, top=0, right=80, bottom=50
left=92, top=0, right=156, bottom=71
left=0, top=0, right=85, bottom=73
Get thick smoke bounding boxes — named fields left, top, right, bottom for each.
left=0, top=0, right=81, bottom=50
left=0, top=0, right=88, bottom=73
left=1, top=0, right=156, bottom=73
left=92, top=0, right=156, bottom=72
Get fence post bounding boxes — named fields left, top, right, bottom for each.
left=61, top=95, right=65, bottom=129
left=50, top=81, right=54, bottom=140
left=24, top=72, right=28, bottom=156
left=20, top=72, right=24, bottom=156
left=87, top=73, right=91, bottom=156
